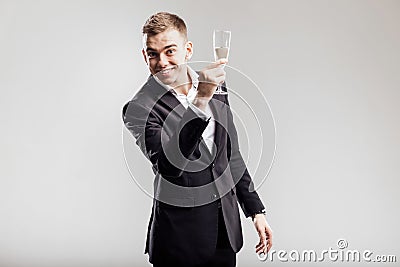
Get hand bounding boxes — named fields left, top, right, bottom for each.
left=196, top=59, right=227, bottom=100
left=253, top=214, right=273, bottom=255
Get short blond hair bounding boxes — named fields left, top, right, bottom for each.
left=142, top=12, right=187, bottom=40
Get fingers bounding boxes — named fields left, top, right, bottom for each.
left=200, top=64, right=226, bottom=80
left=206, top=67, right=225, bottom=82
left=204, top=58, right=228, bottom=69
left=213, top=69, right=226, bottom=85
left=255, top=231, right=268, bottom=254
left=216, top=58, right=228, bottom=65
left=255, top=241, right=265, bottom=254
left=196, top=59, right=228, bottom=98
left=255, top=237, right=270, bottom=254
left=255, top=226, right=273, bottom=254
left=198, top=59, right=227, bottom=83
left=265, top=227, right=273, bottom=252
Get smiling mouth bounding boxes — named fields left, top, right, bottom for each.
left=157, top=67, right=176, bottom=75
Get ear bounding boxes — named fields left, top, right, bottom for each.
left=185, top=41, right=193, bottom=61
left=142, top=49, right=148, bottom=65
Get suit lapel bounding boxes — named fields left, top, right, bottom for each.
left=147, top=76, right=187, bottom=119
left=148, top=75, right=228, bottom=162
left=209, top=94, right=228, bottom=159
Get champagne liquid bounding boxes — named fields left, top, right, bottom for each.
left=214, top=47, right=229, bottom=60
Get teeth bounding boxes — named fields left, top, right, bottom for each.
left=160, top=68, right=173, bottom=74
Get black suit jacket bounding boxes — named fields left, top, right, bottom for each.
left=122, top=75, right=265, bottom=266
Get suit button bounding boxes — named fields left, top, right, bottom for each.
left=212, top=194, right=217, bottom=199
left=212, top=163, right=215, bottom=168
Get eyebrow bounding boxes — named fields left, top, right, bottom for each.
left=146, top=44, right=177, bottom=52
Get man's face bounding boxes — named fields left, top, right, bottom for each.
left=142, top=28, right=193, bottom=87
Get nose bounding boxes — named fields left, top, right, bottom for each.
left=157, top=53, right=169, bottom=69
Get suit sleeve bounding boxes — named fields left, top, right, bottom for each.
left=225, top=93, right=266, bottom=218
left=123, top=99, right=210, bottom=179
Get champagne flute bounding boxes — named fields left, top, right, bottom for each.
left=213, top=30, right=231, bottom=95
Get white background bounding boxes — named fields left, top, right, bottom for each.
left=1, top=0, right=399, bottom=266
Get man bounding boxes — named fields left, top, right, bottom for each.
left=122, top=12, right=272, bottom=267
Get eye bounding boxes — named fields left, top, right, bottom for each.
left=147, top=52, right=157, bottom=58
left=166, top=49, right=176, bottom=55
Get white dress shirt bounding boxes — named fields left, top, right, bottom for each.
left=154, top=66, right=216, bottom=154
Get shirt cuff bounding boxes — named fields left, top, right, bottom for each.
left=251, top=209, right=267, bottom=220
left=188, top=102, right=211, bottom=121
